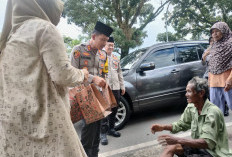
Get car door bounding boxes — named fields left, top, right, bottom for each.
left=175, top=44, right=206, bottom=92
left=136, top=46, right=181, bottom=108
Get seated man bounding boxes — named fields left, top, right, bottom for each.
left=151, top=77, right=232, bottom=157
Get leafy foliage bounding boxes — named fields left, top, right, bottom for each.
left=156, top=32, right=182, bottom=42
left=63, top=0, right=170, bottom=58
left=63, top=36, right=87, bottom=56
left=168, top=0, right=232, bottom=39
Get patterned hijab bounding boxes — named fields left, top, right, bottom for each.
left=0, top=0, right=64, bottom=52
left=209, top=22, right=232, bottom=74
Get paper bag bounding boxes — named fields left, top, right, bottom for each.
left=70, top=84, right=111, bottom=124
left=102, top=84, right=118, bottom=109
left=69, top=85, right=85, bottom=123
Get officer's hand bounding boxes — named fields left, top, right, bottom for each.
left=93, top=76, right=106, bottom=87
left=82, top=69, right=89, bottom=82
left=121, top=89, right=125, bottom=95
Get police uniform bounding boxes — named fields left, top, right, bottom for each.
left=70, top=21, right=113, bottom=157
left=103, top=53, right=125, bottom=129
left=104, top=54, right=125, bottom=93
left=71, top=43, right=107, bottom=83
left=100, top=37, right=125, bottom=145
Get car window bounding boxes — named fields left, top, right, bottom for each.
left=196, top=46, right=204, bottom=59
left=200, top=43, right=209, bottom=50
left=142, top=48, right=175, bottom=69
left=176, top=46, right=199, bottom=63
left=120, top=48, right=147, bottom=70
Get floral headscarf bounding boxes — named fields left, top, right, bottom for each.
left=209, top=22, right=232, bottom=74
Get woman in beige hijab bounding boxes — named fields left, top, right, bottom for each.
left=0, top=0, right=88, bottom=156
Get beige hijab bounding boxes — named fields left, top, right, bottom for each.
left=0, top=0, right=64, bottom=51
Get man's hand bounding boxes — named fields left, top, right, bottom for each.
left=93, top=76, right=106, bottom=87
left=151, top=124, right=164, bottom=134
left=158, top=135, right=178, bottom=145
left=121, top=89, right=125, bottom=95
left=82, top=69, right=89, bottom=82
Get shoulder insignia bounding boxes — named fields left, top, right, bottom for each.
left=113, top=55, right=118, bottom=60
left=100, top=55, right=106, bottom=60
left=113, top=60, right=118, bottom=65
left=113, top=61, right=118, bottom=69
left=99, top=50, right=106, bottom=60
left=74, top=51, right=81, bottom=59
left=87, top=45, right=92, bottom=51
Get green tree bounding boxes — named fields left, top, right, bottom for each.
left=63, top=36, right=86, bottom=56
left=168, top=0, right=232, bottom=39
left=156, top=32, right=181, bottom=42
left=63, top=0, right=171, bottom=58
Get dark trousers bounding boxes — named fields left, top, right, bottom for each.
left=177, top=146, right=213, bottom=157
left=101, top=90, right=120, bottom=133
left=81, top=120, right=101, bottom=157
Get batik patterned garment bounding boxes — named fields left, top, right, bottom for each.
left=0, top=18, right=87, bottom=157
left=209, top=22, right=232, bottom=74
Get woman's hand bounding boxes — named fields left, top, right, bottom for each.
left=225, top=78, right=232, bottom=91
left=202, top=48, right=210, bottom=61
left=82, top=69, right=89, bottom=82
left=225, top=71, right=232, bottom=91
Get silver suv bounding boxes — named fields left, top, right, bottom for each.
left=115, top=40, right=208, bottom=130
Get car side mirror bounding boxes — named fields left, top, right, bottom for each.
left=139, top=62, right=155, bottom=71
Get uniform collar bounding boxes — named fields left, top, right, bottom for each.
left=86, top=41, right=99, bottom=53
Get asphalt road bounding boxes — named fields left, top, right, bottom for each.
left=73, top=107, right=232, bottom=157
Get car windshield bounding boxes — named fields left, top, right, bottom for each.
left=120, top=48, right=147, bottom=70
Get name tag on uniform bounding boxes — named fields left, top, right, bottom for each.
left=81, top=56, right=91, bottom=60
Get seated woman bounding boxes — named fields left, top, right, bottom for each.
left=151, top=77, right=232, bottom=157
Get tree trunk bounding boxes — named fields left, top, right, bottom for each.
left=121, top=46, right=130, bottom=59
left=120, top=26, right=131, bottom=59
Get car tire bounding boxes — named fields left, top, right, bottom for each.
left=114, top=96, right=132, bottom=130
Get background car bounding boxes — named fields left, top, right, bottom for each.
left=115, top=40, right=209, bottom=130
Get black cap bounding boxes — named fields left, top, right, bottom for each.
left=108, top=37, right=114, bottom=43
left=94, top=21, right=113, bottom=37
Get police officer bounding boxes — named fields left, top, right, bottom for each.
left=101, top=37, right=125, bottom=145
left=70, top=21, right=113, bottom=157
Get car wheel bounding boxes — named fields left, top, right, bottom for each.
left=115, top=96, right=132, bottom=130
